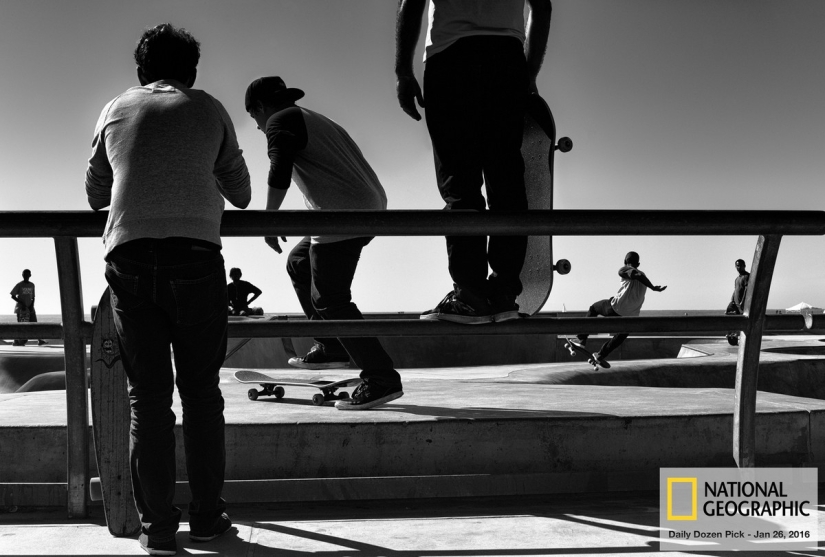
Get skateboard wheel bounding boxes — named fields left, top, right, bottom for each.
left=274, top=386, right=285, bottom=399
left=556, top=136, right=573, bottom=153
left=247, top=389, right=259, bottom=401
left=554, top=259, right=571, bottom=275
left=89, top=477, right=103, bottom=501
left=568, top=349, right=575, bottom=356
left=338, top=391, right=350, bottom=400
left=311, top=393, right=325, bottom=406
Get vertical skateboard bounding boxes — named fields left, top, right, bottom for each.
left=89, top=288, right=140, bottom=536
left=517, top=93, right=573, bottom=316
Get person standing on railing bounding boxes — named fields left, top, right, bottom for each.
left=395, top=0, right=552, bottom=324
left=10, top=269, right=46, bottom=346
left=85, top=23, right=251, bottom=556
left=726, top=259, right=750, bottom=315
left=571, top=251, right=667, bottom=366
left=227, top=268, right=262, bottom=316
left=244, top=76, right=403, bottom=411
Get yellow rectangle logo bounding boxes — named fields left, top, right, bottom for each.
left=667, top=477, right=697, bottom=520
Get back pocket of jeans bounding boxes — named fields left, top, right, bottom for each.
left=170, top=270, right=226, bottom=326
left=105, top=263, right=143, bottom=312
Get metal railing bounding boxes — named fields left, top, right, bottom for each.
left=1, top=209, right=824, bottom=518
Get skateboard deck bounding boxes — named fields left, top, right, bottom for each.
left=233, top=369, right=361, bottom=406
left=561, top=337, right=611, bottom=370
left=518, top=93, right=572, bottom=316
left=89, top=288, right=140, bottom=537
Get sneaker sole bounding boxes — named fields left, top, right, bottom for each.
left=335, top=390, right=403, bottom=410
left=433, top=314, right=492, bottom=325
left=492, top=310, right=520, bottom=322
left=141, top=545, right=176, bottom=556
left=189, top=529, right=230, bottom=543
left=287, top=357, right=351, bottom=370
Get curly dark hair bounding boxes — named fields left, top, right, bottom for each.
left=134, top=23, right=200, bottom=83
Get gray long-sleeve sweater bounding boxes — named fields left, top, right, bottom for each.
left=85, top=80, right=251, bottom=255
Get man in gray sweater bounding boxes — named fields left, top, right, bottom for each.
left=85, top=23, right=251, bottom=556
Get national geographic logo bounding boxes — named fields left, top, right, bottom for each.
left=659, top=468, right=818, bottom=551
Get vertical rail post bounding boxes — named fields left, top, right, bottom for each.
left=54, top=237, right=88, bottom=517
left=733, top=234, right=781, bottom=468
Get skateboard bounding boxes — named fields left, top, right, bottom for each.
left=89, top=288, right=140, bottom=537
left=517, top=93, right=573, bottom=316
left=233, top=369, right=361, bottom=406
left=562, top=337, right=611, bottom=370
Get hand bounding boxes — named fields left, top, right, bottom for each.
left=652, top=285, right=667, bottom=292
left=397, top=75, right=425, bottom=121
left=265, top=236, right=288, bottom=254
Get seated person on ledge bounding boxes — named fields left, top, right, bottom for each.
left=227, top=267, right=262, bottom=316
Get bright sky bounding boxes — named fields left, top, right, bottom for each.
left=1, top=0, right=824, bottom=315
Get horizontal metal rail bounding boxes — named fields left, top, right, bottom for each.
left=1, top=210, right=824, bottom=237
left=1, top=312, right=820, bottom=341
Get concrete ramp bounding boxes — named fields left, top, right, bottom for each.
left=0, top=347, right=68, bottom=394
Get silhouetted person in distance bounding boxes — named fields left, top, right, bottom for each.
left=572, top=252, right=667, bottom=365
left=245, top=76, right=402, bottom=410
left=85, top=23, right=251, bottom=556
left=726, top=259, right=750, bottom=315
left=227, top=268, right=262, bottom=316
left=395, top=0, right=552, bottom=324
left=10, top=269, right=45, bottom=346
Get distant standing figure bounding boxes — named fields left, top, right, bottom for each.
left=227, top=268, right=262, bottom=316
left=10, top=269, right=45, bottom=346
left=726, top=259, right=750, bottom=315
left=395, top=0, right=552, bottom=324
left=84, top=23, right=251, bottom=555
left=245, top=76, right=402, bottom=411
left=572, top=252, right=667, bottom=365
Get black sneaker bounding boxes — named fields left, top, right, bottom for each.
left=139, top=533, right=177, bottom=556
left=189, top=512, right=231, bottom=542
left=571, top=338, right=586, bottom=350
left=490, top=295, right=520, bottom=322
left=335, top=378, right=403, bottom=410
left=420, top=291, right=492, bottom=324
left=288, top=343, right=351, bottom=370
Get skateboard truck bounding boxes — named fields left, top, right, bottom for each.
left=553, top=259, right=571, bottom=275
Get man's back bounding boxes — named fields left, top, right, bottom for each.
left=86, top=80, right=250, bottom=254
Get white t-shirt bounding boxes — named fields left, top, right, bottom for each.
left=424, top=0, right=526, bottom=61
left=610, top=265, right=648, bottom=317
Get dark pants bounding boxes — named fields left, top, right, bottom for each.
left=105, top=238, right=228, bottom=541
left=576, top=299, right=629, bottom=359
left=286, top=236, right=400, bottom=384
left=424, top=35, right=529, bottom=301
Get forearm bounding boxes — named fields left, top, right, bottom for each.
left=524, top=0, right=552, bottom=83
left=266, top=187, right=288, bottom=211
left=395, top=0, right=426, bottom=77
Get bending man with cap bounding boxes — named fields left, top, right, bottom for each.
left=245, top=76, right=402, bottom=410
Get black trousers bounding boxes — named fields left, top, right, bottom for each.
left=423, top=35, right=529, bottom=300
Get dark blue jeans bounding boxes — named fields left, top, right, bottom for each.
left=424, top=35, right=529, bottom=301
left=576, top=298, right=629, bottom=359
left=286, top=236, right=400, bottom=385
left=105, top=238, right=228, bottom=540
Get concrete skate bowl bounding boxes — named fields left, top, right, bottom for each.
left=0, top=348, right=68, bottom=393
left=503, top=339, right=825, bottom=400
